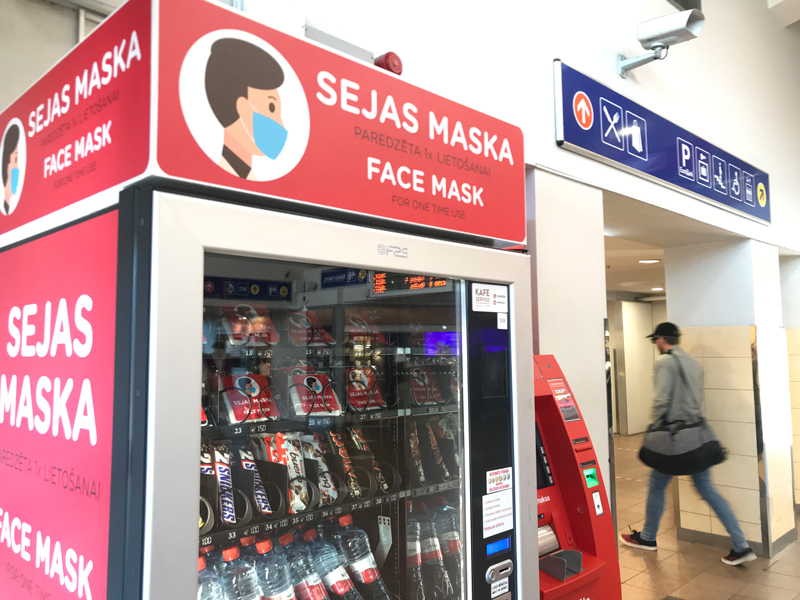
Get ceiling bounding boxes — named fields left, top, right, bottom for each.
left=605, top=237, right=665, bottom=295
left=603, top=192, right=744, bottom=296
left=603, top=191, right=744, bottom=249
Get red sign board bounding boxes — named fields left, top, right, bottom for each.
left=156, top=0, right=525, bottom=242
left=0, top=211, right=118, bottom=600
left=0, top=0, right=150, bottom=238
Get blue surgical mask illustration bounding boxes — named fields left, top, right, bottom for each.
left=247, top=102, right=288, bottom=160
left=10, top=167, right=19, bottom=195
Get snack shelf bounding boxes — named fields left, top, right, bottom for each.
left=200, top=404, right=459, bottom=439
left=199, top=479, right=460, bottom=547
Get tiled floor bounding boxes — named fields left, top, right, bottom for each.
left=613, top=434, right=800, bottom=600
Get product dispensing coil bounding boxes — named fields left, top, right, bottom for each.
left=534, top=356, right=621, bottom=600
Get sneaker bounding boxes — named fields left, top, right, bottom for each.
left=619, top=531, right=657, bottom=551
left=721, top=548, right=756, bottom=566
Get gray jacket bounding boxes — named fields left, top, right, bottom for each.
left=652, top=346, right=704, bottom=423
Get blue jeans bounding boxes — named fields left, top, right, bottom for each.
left=641, top=469, right=749, bottom=552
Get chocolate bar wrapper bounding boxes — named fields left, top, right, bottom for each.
left=348, top=428, right=390, bottom=494
left=276, top=432, right=310, bottom=514
left=212, top=444, right=237, bottom=527
left=408, top=421, right=427, bottom=485
left=237, top=446, right=273, bottom=516
left=301, top=435, right=338, bottom=505
left=434, top=416, right=461, bottom=473
left=254, top=434, right=279, bottom=463
left=425, top=422, right=452, bottom=480
left=328, top=431, right=361, bottom=499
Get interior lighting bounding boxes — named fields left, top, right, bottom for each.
left=639, top=259, right=660, bottom=264
left=651, top=287, right=664, bottom=291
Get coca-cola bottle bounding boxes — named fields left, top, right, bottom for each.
left=417, top=502, right=455, bottom=600
left=406, top=501, right=426, bottom=600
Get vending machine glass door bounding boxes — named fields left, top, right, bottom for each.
left=141, top=192, right=535, bottom=600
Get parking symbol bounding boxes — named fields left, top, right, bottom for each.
left=743, top=172, right=755, bottom=206
left=677, top=138, right=694, bottom=180
left=599, top=98, right=624, bottom=151
left=728, top=164, right=742, bottom=201
left=695, top=147, right=711, bottom=188
left=712, top=156, right=727, bottom=194
left=625, top=110, right=648, bottom=161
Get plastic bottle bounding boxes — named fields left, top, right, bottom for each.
left=279, top=532, right=330, bottom=600
left=201, top=546, right=226, bottom=578
left=319, top=521, right=346, bottom=566
left=303, top=529, right=365, bottom=600
left=429, top=496, right=462, bottom=598
left=254, top=538, right=298, bottom=600
left=417, top=503, right=455, bottom=600
left=406, top=501, right=426, bottom=600
left=221, top=545, right=263, bottom=600
left=240, top=536, right=259, bottom=566
left=198, top=555, right=225, bottom=600
left=331, top=514, right=391, bottom=600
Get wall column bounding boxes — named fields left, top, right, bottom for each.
left=665, top=240, right=796, bottom=557
left=780, top=256, right=800, bottom=514
left=530, top=169, right=609, bottom=485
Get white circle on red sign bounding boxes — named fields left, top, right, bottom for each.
left=1, top=117, right=26, bottom=216
left=179, top=29, right=310, bottom=182
left=572, top=91, right=593, bottom=130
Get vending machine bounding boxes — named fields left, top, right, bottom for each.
left=0, top=1, right=536, bottom=600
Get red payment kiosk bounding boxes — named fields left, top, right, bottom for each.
left=534, top=356, right=621, bottom=600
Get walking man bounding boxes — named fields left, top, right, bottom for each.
left=620, top=322, right=756, bottom=566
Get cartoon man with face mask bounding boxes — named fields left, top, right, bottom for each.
left=205, top=38, right=288, bottom=180
left=1, top=124, right=21, bottom=216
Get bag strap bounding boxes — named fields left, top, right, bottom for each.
left=667, top=351, right=703, bottom=425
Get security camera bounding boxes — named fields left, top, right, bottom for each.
left=618, top=9, right=705, bottom=77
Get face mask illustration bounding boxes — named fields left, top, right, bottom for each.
left=10, top=167, right=19, bottom=195
left=246, top=101, right=288, bottom=160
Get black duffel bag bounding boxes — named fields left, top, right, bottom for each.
left=638, top=354, right=727, bottom=476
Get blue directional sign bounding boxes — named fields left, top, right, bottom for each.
left=555, top=61, right=771, bottom=222
left=320, top=267, right=369, bottom=289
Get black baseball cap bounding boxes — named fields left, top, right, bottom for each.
left=647, top=322, right=681, bottom=339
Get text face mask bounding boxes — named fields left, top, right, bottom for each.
left=248, top=102, right=288, bottom=160
left=10, top=167, right=19, bottom=195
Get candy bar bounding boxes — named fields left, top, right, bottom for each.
left=212, top=444, right=237, bottom=526
left=327, top=431, right=361, bottom=499
left=276, top=432, right=310, bottom=513
left=236, top=446, right=272, bottom=516
left=426, top=422, right=452, bottom=481
left=348, top=428, right=389, bottom=494
left=301, top=435, right=338, bottom=505
left=408, top=421, right=427, bottom=486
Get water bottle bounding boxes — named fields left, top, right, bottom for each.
left=303, top=529, right=364, bottom=600
left=406, top=501, right=426, bottom=600
left=221, top=545, right=263, bottom=600
left=319, top=521, right=346, bottom=566
left=331, top=514, right=391, bottom=600
left=240, top=535, right=259, bottom=566
left=198, top=556, right=225, bottom=600
left=279, top=532, right=330, bottom=600
left=416, top=503, right=455, bottom=600
left=254, top=538, right=298, bottom=600
left=201, top=546, right=226, bottom=577
left=430, top=496, right=462, bottom=598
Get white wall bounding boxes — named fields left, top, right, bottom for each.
left=0, top=0, right=79, bottom=111
left=303, top=0, right=800, bottom=255
left=781, top=256, right=800, bottom=329
left=531, top=170, right=610, bottom=485
left=620, top=301, right=656, bottom=435
left=665, top=241, right=757, bottom=327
